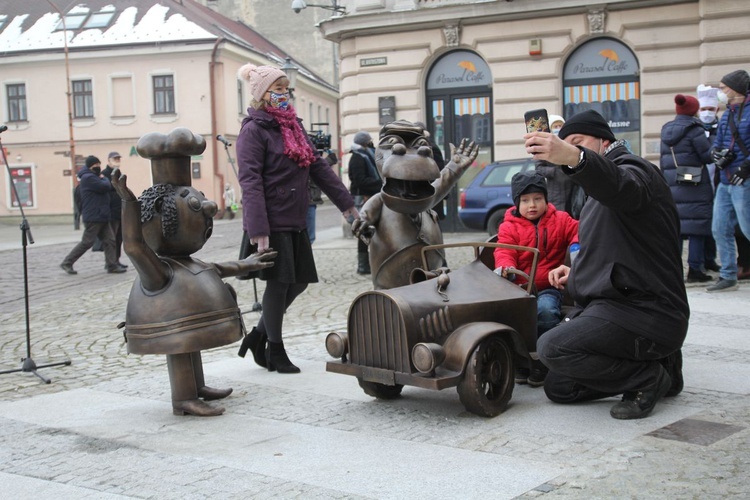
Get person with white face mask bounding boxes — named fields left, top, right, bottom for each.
left=707, top=69, right=750, bottom=292
left=523, top=109, right=689, bottom=420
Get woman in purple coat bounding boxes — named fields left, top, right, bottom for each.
left=236, top=63, right=358, bottom=373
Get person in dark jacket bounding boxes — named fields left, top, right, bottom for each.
left=348, top=130, right=381, bottom=274
left=524, top=110, right=689, bottom=420
left=659, top=94, right=714, bottom=282
left=102, top=151, right=127, bottom=268
left=60, top=156, right=126, bottom=275
left=235, top=63, right=357, bottom=374
left=707, top=70, right=750, bottom=292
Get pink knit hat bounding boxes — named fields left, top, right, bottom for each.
left=238, top=64, right=288, bottom=102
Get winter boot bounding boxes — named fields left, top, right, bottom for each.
left=238, top=327, right=268, bottom=368
left=266, top=341, right=301, bottom=374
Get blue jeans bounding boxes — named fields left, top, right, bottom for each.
left=306, top=205, right=317, bottom=244
left=537, top=288, right=563, bottom=336
left=537, top=316, right=674, bottom=403
left=712, top=183, right=750, bottom=280
left=682, top=235, right=706, bottom=271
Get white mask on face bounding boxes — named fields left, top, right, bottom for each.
left=717, top=91, right=729, bottom=104
left=699, top=110, right=717, bottom=124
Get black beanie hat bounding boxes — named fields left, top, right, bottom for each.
left=558, top=110, right=616, bottom=142
left=511, top=171, right=548, bottom=208
left=85, top=155, right=101, bottom=168
left=721, top=70, right=750, bottom=95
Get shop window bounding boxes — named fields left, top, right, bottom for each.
left=7, top=83, right=27, bottom=122
left=7, top=166, right=35, bottom=209
left=563, top=38, right=641, bottom=154
left=153, top=75, right=175, bottom=114
left=72, top=79, right=94, bottom=118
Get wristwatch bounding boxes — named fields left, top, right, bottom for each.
left=567, top=147, right=586, bottom=170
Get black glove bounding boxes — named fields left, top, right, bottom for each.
left=729, top=160, right=750, bottom=186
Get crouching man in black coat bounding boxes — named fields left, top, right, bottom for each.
left=524, top=110, right=689, bottom=420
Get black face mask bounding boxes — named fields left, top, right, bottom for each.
left=91, top=167, right=101, bottom=175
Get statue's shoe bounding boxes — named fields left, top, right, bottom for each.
left=172, top=399, right=225, bottom=416
left=197, top=386, right=233, bottom=401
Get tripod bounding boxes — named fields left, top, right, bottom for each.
left=0, top=126, right=72, bottom=383
left=217, top=135, right=262, bottom=313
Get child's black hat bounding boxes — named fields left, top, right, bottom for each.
left=511, top=171, right=547, bottom=208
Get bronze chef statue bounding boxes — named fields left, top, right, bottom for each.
left=111, top=128, right=275, bottom=417
left=352, top=120, right=478, bottom=289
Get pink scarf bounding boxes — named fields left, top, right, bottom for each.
left=265, top=105, right=316, bottom=168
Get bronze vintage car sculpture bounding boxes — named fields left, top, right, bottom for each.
left=325, top=242, right=539, bottom=417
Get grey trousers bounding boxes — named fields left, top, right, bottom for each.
left=62, top=221, right=118, bottom=269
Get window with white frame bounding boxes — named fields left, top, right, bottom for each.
left=6, top=84, right=27, bottom=122
left=153, top=75, right=175, bottom=114
left=72, top=79, right=94, bottom=118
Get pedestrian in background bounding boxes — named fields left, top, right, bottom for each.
left=707, top=69, right=750, bottom=292
left=235, top=63, right=357, bottom=373
left=525, top=110, right=688, bottom=420
left=659, top=94, right=714, bottom=283
left=348, top=131, right=381, bottom=274
left=696, top=84, right=723, bottom=273
left=536, top=114, right=584, bottom=219
left=60, top=155, right=126, bottom=275
left=102, top=151, right=127, bottom=268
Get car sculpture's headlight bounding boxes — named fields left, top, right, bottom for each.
left=326, top=331, right=348, bottom=359
left=412, top=342, right=445, bottom=373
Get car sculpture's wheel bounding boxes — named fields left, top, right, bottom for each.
left=486, top=209, right=506, bottom=236
left=457, top=336, right=514, bottom=417
left=358, top=378, right=404, bottom=399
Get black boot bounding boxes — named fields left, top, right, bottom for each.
left=659, top=349, right=683, bottom=397
left=610, top=365, right=671, bottom=420
left=238, top=327, right=268, bottom=368
left=686, top=268, right=712, bottom=283
left=266, top=341, right=301, bottom=374
left=357, top=252, right=371, bottom=275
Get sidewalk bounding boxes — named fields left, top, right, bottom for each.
left=0, top=215, right=748, bottom=499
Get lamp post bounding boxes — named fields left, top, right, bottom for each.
left=280, top=57, right=300, bottom=101
left=291, top=0, right=346, bottom=15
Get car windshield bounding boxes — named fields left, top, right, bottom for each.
left=482, top=162, right=528, bottom=187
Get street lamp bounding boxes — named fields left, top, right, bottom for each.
left=280, top=57, right=299, bottom=100
left=291, top=0, right=346, bottom=15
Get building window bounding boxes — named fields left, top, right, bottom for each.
left=562, top=38, right=641, bottom=154
left=55, top=10, right=89, bottom=31
left=153, top=75, right=175, bottom=114
left=237, top=79, right=245, bottom=115
left=7, top=166, right=36, bottom=209
left=7, top=84, right=27, bottom=122
left=83, top=6, right=115, bottom=29
left=72, top=79, right=94, bottom=118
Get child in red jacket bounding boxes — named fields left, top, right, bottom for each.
left=494, top=170, right=579, bottom=386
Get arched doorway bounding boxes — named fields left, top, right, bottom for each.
left=426, top=50, right=493, bottom=231
left=562, top=38, right=641, bottom=154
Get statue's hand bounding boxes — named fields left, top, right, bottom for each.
left=351, top=217, right=375, bottom=240
left=449, top=138, right=479, bottom=169
left=243, top=250, right=277, bottom=270
left=111, top=168, right=137, bottom=201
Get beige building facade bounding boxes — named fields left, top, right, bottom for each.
left=321, top=0, right=750, bottom=178
left=0, top=0, right=339, bottom=218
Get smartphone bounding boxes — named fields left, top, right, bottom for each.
left=524, top=108, right=550, bottom=133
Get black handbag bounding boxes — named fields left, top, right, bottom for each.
left=670, top=147, right=703, bottom=185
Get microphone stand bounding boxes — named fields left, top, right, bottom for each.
left=0, top=127, right=71, bottom=383
left=217, top=135, right=262, bottom=313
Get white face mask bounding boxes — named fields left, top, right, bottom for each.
left=717, top=91, right=729, bottom=104
left=699, top=110, right=717, bottom=124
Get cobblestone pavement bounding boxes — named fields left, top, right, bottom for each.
left=0, top=208, right=748, bottom=499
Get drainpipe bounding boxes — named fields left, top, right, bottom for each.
left=210, top=37, right=226, bottom=210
